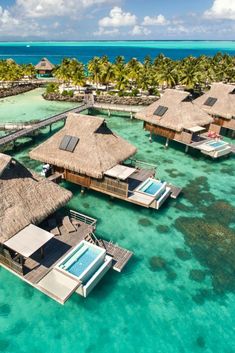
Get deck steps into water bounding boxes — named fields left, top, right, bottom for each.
left=98, top=240, right=133, bottom=272
left=167, top=184, right=182, bottom=199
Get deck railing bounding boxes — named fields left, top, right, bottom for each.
left=128, top=158, right=157, bottom=174
left=69, top=210, right=97, bottom=228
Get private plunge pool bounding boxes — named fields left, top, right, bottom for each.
left=56, top=241, right=106, bottom=283
left=135, top=178, right=167, bottom=198
left=206, top=140, right=229, bottom=149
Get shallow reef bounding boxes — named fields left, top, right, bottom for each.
left=175, top=216, right=235, bottom=295
left=189, top=269, right=207, bottom=283
left=138, top=218, right=153, bottom=227
left=156, top=224, right=170, bottom=234
left=165, top=168, right=184, bottom=178
left=174, top=248, right=192, bottom=261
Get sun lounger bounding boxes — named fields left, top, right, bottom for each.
left=63, top=216, right=76, bottom=233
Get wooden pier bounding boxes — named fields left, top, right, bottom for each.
left=92, top=102, right=141, bottom=116
left=0, top=103, right=89, bottom=148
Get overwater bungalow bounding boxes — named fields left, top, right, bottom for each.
left=136, top=89, right=232, bottom=158
left=193, top=83, right=235, bottom=136
left=30, top=113, right=180, bottom=209
left=35, top=57, right=55, bottom=78
left=0, top=153, right=132, bottom=304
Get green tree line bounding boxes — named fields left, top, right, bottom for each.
left=53, top=53, right=235, bottom=95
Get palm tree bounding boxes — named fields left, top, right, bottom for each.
left=87, top=57, right=103, bottom=89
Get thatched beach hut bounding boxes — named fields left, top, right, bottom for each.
left=136, top=89, right=213, bottom=147
left=194, top=83, right=235, bottom=134
left=0, top=153, right=72, bottom=243
left=35, top=57, right=55, bottom=77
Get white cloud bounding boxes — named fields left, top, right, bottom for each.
left=142, top=14, right=169, bottom=26
left=0, top=6, right=19, bottom=28
left=204, top=0, right=235, bottom=20
left=99, top=6, right=137, bottom=27
left=16, top=0, right=114, bottom=18
left=94, top=27, right=119, bottom=36
left=167, top=25, right=189, bottom=34
left=130, top=25, right=151, bottom=36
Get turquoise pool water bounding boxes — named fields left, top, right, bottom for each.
left=67, top=248, right=100, bottom=277
left=140, top=179, right=163, bottom=196
left=207, top=141, right=227, bottom=148
left=0, top=90, right=235, bottom=353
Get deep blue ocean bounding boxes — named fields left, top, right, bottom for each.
left=0, top=41, right=234, bottom=64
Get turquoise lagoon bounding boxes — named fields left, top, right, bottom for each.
left=0, top=90, right=235, bottom=353
left=0, top=41, right=235, bottom=64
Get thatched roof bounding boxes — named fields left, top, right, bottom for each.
left=0, top=155, right=72, bottom=243
left=135, top=89, right=213, bottom=132
left=194, top=83, right=235, bottom=120
left=30, top=113, right=137, bottom=179
left=35, top=57, right=55, bottom=71
left=0, top=153, right=12, bottom=176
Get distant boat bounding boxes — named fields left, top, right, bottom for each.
left=26, top=45, right=30, bottom=48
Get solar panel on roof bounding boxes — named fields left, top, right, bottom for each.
left=59, top=135, right=79, bottom=152
left=66, top=136, right=79, bottom=152
left=154, top=105, right=168, bottom=117
left=59, top=135, right=71, bottom=151
left=204, top=97, right=217, bottom=107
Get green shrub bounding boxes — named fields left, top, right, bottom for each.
left=46, top=83, right=59, bottom=94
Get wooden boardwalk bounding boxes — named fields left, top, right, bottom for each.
left=0, top=103, right=89, bottom=148
left=93, top=102, right=141, bottom=114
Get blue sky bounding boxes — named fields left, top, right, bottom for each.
left=0, top=0, right=234, bottom=40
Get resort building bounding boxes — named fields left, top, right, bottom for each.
left=136, top=89, right=233, bottom=158
left=193, top=83, right=235, bottom=136
left=35, top=57, right=55, bottom=77
left=30, top=113, right=180, bottom=209
left=0, top=153, right=132, bottom=304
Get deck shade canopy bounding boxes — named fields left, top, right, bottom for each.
left=59, top=135, right=79, bottom=153
left=4, top=224, right=54, bottom=258
left=204, top=97, right=217, bottom=107
left=104, top=164, right=136, bottom=180
left=186, top=126, right=206, bottom=133
left=154, top=105, right=168, bottom=117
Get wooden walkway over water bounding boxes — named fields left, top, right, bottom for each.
left=0, top=103, right=89, bottom=148
left=92, top=102, right=141, bottom=115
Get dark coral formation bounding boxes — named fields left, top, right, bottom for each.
left=189, top=269, right=207, bottom=282
left=149, top=256, right=166, bottom=271
left=149, top=256, right=177, bottom=281
left=156, top=224, right=169, bottom=234
left=138, top=218, right=153, bottom=227
left=175, top=216, right=235, bottom=294
left=175, top=248, right=192, bottom=261
left=165, top=168, right=184, bottom=179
